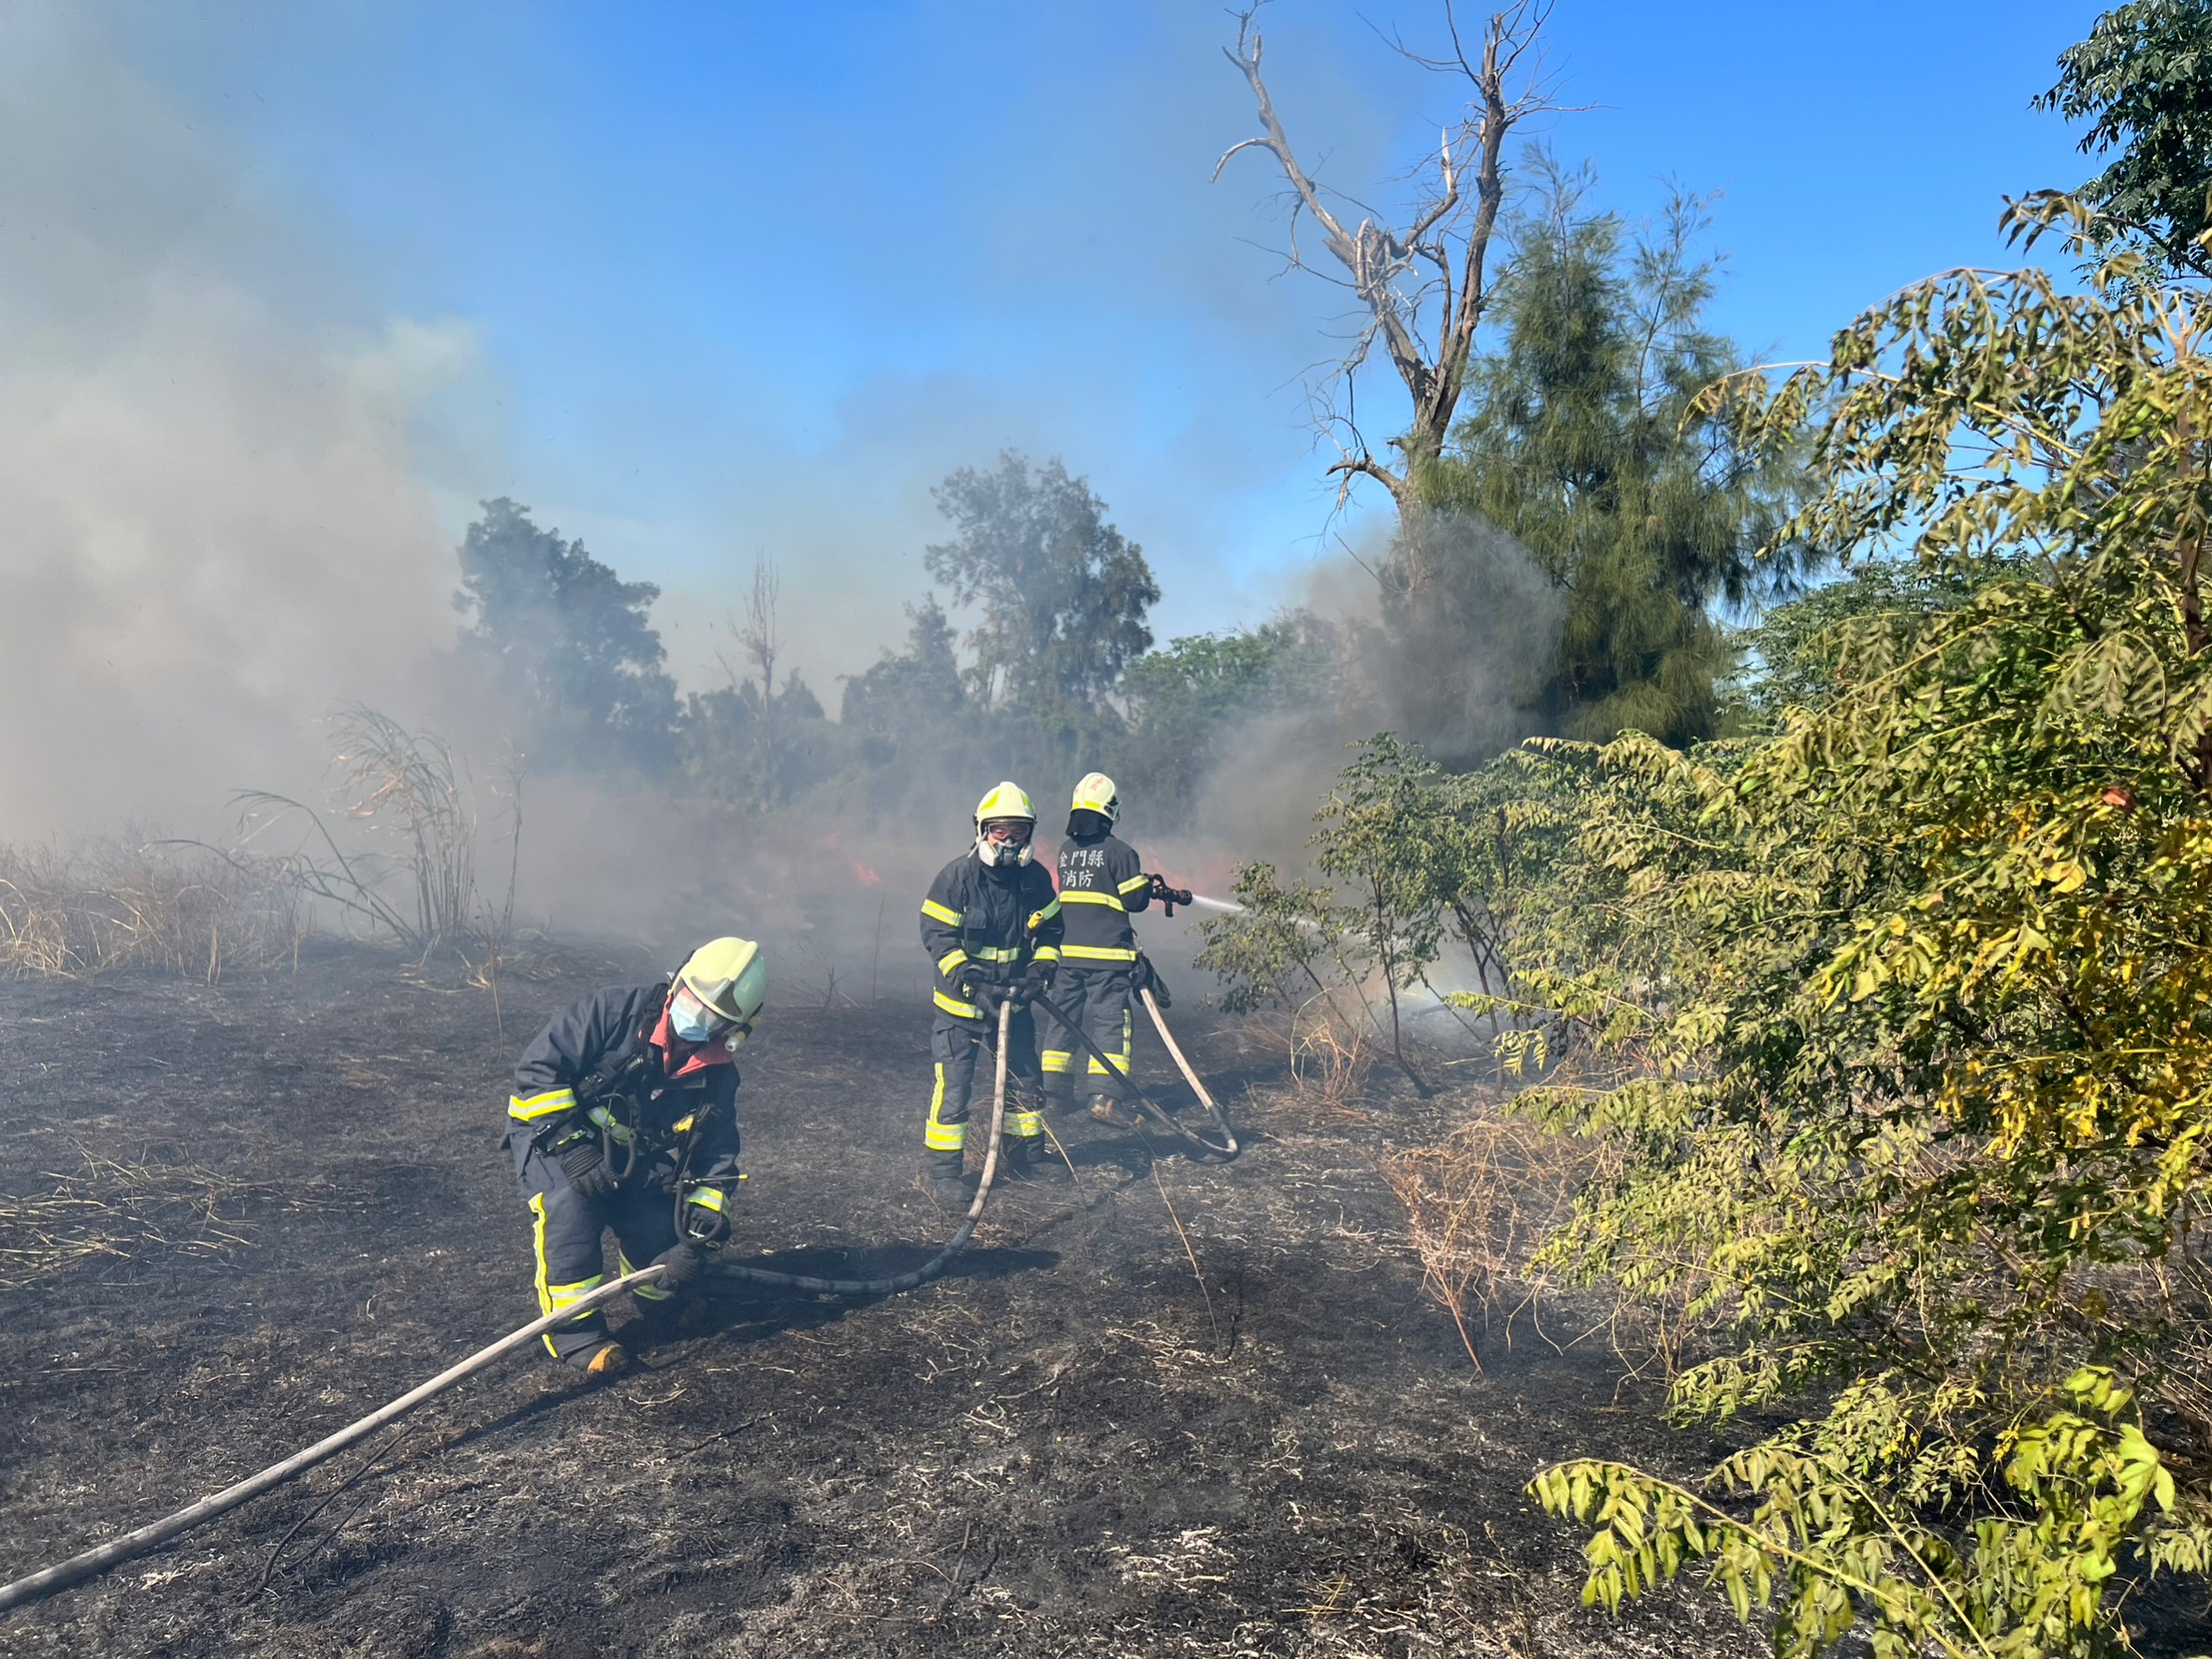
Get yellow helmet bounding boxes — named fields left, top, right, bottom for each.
left=1069, top=772, right=1120, bottom=828
left=673, top=936, right=768, bottom=1048
left=973, top=780, right=1036, bottom=868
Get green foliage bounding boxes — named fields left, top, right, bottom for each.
left=1498, top=199, right=2212, bottom=1652
left=1724, top=560, right=1982, bottom=725
left=1535, top=1369, right=2181, bottom=1657
left=678, top=672, right=853, bottom=810
left=2041, top=0, right=2212, bottom=279
left=840, top=596, right=968, bottom=749
left=1196, top=733, right=1585, bottom=1067
left=1191, top=860, right=1341, bottom=1016
left=1417, top=163, right=1813, bottom=748
left=1112, top=616, right=1341, bottom=824
left=454, top=498, right=680, bottom=773
left=924, top=450, right=1160, bottom=715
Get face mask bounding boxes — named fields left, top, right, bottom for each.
left=975, top=822, right=1034, bottom=867
left=669, top=989, right=719, bottom=1044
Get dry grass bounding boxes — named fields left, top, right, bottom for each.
left=0, top=837, right=305, bottom=981
left=1233, top=999, right=1376, bottom=1129
left=0, top=1152, right=334, bottom=1280
left=1378, top=1104, right=1620, bottom=1371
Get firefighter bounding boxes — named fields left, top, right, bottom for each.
left=501, top=937, right=767, bottom=1375
left=917, top=781, right=1065, bottom=1201
left=1041, top=772, right=1154, bottom=1119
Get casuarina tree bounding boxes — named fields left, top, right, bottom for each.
left=1420, top=166, right=1814, bottom=747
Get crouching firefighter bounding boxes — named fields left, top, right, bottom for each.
left=917, top=782, right=1066, bottom=1202
left=1041, top=772, right=1156, bottom=1120
left=501, top=937, right=769, bottom=1375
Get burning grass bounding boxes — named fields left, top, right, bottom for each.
left=0, top=837, right=304, bottom=981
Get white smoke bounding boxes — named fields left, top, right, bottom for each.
left=0, top=4, right=473, bottom=841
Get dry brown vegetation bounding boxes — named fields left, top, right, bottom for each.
left=1379, top=1103, right=1621, bottom=1375
left=0, top=1152, right=335, bottom=1282
left=0, top=837, right=304, bottom=981
left=1229, top=999, right=1377, bottom=1130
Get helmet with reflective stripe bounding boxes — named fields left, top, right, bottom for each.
left=973, top=780, right=1037, bottom=868
left=674, top=937, right=768, bottom=1047
left=1069, top=772, right=1120, bottom=826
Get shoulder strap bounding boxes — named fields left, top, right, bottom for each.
left=575, top=982, right=668, bottom=1110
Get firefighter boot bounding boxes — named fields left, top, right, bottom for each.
left=1005, top=1132, right=1070, bottom=1184
left=1089, top=1092, right=1128, bottom=1126
left=567, top=1339, right=629, bottom=1377
left=1042, top=1071, right=1078, bottom=1117
left=924, top=1150, right=973, bottom=1208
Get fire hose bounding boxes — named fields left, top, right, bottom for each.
left=0, top=1006, right=1020, bottom=1616
left=1026, top=974, right=1239, bottom=1160
left=709, top=998, right=1013, bottom=1293
left=0, top=1265, right=664, bottom=1615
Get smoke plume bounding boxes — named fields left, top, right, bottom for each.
left=0, top=5, right=466, bottom=843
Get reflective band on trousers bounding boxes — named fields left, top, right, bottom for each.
left=1089, top=1006, right=1134, bottom=1075
left=618, top=1246, right=673, bottom=1302
left=925, top=1063, right=967, bottom=1151
left=531, top=1192, right=603, bottom=1354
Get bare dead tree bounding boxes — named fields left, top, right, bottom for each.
left=1216, top=1, right=1563, bottom=546
left=737, top=555, right=782, bottom=702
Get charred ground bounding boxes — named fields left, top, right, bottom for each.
left=1, top=950, right=1775, bottom=1656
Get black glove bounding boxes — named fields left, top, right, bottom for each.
left=964, top=979, right=1005, bottom=1016
left=1134, top=954, right=1171, bottom=1011
left=1022, top=959, right=1057, bottom=998
left=1148, top=874, right=1195, bottom=916
left=652, top=1242, right=705, bottom=1291
left=680, top=1192, right=733, bottom=1246
left=558, top=1137, right=616, bottom=1200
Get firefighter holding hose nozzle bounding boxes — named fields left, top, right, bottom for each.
left=917, top=782, right=1065, bottom=1203
left=501, top=937, right=768, bottom=1375
left=1041, top=772, right=1176, bottom=1122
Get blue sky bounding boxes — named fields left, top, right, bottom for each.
left=104, top=0, right=2100, bottom=694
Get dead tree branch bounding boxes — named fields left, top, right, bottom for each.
left=1216, top=1, right=1563, bottom=521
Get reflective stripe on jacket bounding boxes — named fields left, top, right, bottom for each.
left=506, top=982, right=742, bottom=1195
left=919, top=851, right=1064, bottom=1020
left=1055, top=832, right=1151, bottom=964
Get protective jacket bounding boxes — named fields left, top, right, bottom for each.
left=502, top=982, right=743, bottom=1361
left=919, top=854, right=1063, bottom=1021
left=505, top=982, right=743, bottom=1205
left=1054, top=831, right=1152, bottom=965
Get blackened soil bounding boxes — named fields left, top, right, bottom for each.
left=0, top=949, right=1775, bottom=1656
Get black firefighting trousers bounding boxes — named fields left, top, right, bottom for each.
left=1038, top=965, right=1134, bottom=1096
left=924, top=1006, right=1044, bottom=1158
left=505, top=1131, right=682, bottom=1360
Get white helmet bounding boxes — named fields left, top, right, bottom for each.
left=1068, top=771, right=1119, bottom=833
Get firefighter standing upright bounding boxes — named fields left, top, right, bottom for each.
left=1041, top=772, right=1155, bottom=1119
left=502, top=937, right=767, bottom=1375
left=917, top=782, right=1065, bottom=1201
